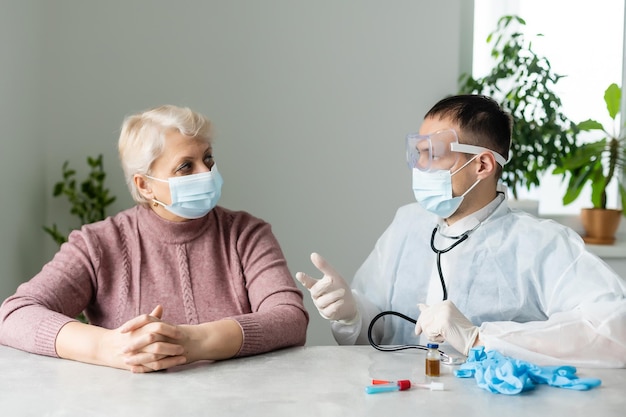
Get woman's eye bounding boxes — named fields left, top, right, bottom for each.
left=175, top=162, right=192, bottom=173
left=204, top=155, right=214, bottom=167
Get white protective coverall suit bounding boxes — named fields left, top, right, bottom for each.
left=332, top=197, right=626, bottom=368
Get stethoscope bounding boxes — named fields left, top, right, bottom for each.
left=366, top=192, right=505, bottom=362
left=367, top=223, right=478, bottom=364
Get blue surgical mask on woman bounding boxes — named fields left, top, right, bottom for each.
left=412, top=156, right=480, bottom=218
left=147, top=165, right=223, bottom=219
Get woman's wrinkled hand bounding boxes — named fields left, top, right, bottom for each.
left=104, top=305, right=187, bottom=373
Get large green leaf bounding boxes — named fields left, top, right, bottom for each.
left=605, top=83, right=621, bottom=120
left=561, top=162, right=599, bottom=205
left=589, top=165, right=607, bottom=208
left=577, top=119, right=605, bottom=132
left=557, top=139, right=606, bottom=170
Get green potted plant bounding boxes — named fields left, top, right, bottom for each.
left=458, top=15, right=579, bottom=199
left=553, top=83, right=626, bottom=244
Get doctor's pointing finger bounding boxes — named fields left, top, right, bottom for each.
left=296, top=253, right=357, bottom=323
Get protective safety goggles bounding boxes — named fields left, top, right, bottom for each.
left=406, top=129, right=508, bottom=172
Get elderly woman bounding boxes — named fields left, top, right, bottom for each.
left=0, top=105, right=308, bottom=372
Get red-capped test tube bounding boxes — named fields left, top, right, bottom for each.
left=365, top=379, right=411, bottom=394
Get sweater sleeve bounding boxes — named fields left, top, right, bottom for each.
left=228, top=214, right=309, bottom=357
left=0, top=229, right=99, bottom=356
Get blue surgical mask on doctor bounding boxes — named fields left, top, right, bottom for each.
left=406, top=129, right=507, bottom=218
left=147, top=165, right=223, bottom=219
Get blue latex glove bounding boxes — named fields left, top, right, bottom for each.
left=454, top=347, right=602, bottom=395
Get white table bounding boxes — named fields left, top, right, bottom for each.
left=1, top=345, right=624, bottom=416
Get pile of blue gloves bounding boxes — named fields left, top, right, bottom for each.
left=454, top=346, right=602, bottom=395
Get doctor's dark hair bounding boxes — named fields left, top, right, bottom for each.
left=424, top=94, right=512, bottom=177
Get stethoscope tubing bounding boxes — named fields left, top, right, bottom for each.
left=366, top=225, right=474, bottom=362
left=367, top=310, right=458, bottom=364
left=430, top=225, right=470, bottom=301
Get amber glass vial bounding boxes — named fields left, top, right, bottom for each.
left=425, top=343, right=440, bottom=377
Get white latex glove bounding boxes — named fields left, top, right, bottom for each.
left=295, top=252, right=357, bottom=323
left=414, top=300, right=479, bottom=355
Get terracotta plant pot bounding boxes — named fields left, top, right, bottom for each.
left=580, top=208, right=622, bottom=245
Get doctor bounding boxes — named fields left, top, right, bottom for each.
left=297, top=94, right=626, bottom=367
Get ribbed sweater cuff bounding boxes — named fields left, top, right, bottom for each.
left=233, top=315, right=263, bottom=358
left=34, top=314, right=76, bottom=357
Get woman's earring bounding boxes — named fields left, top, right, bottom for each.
left=152, top=200, right=159, bottom=207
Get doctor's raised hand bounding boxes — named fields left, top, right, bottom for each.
left=0, top=105, right=308, bottom=372
left=296, top=253, right=358, bottom=323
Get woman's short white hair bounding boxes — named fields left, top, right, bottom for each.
left=118, top=105, right=213, bottom=205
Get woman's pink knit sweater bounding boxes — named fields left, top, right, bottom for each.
left=0, top=205, right=308, bottom=358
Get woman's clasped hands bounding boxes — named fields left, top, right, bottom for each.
left=112, top=305, right=187, bottom=373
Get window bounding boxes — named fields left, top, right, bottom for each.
left=472, top=0, right=625, bottom=215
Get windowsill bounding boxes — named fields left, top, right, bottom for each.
left=585, top=240, right=626, bottom=259
left=545, top=214, right=626, bottom=259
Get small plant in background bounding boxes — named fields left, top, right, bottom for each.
left=43, top=154, right=117, bottom=245
left=458, top=15, right=579, bottom=198
left=43, top=154, right=116, bottom=323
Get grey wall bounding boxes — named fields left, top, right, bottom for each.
left=0, top=1, right=46, bottom=302
left=1, top=0, right=472, bottom=345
